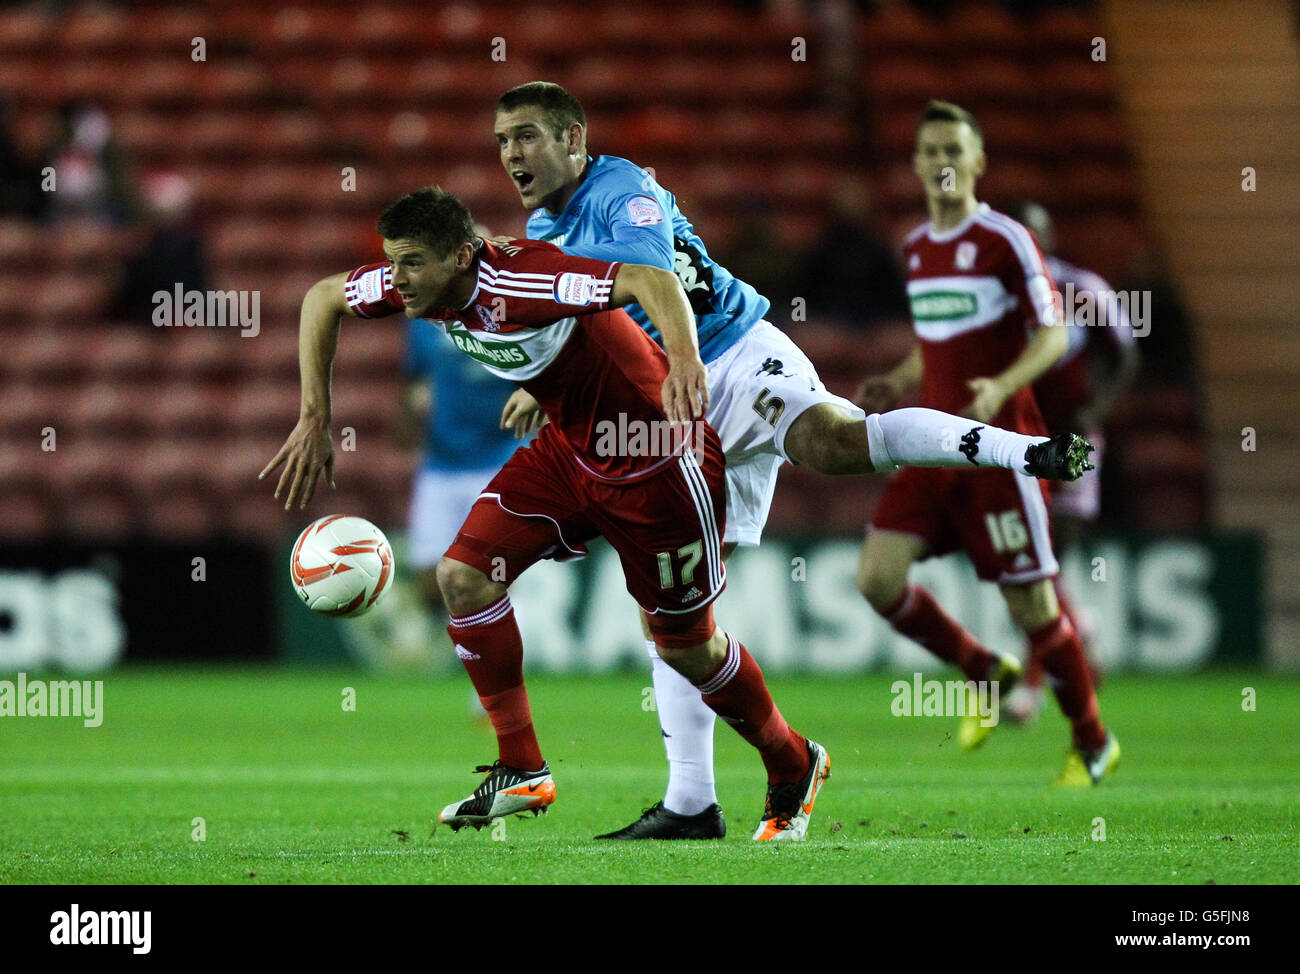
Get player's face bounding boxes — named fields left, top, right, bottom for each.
left=494, top=107, right=583, bottom=213
left=914, top=121, right=985, bottom=206
left=383, top=238, right=467, bottom=318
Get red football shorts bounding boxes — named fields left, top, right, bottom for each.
left=445, top=422, right=727, bottom=646
left=870, top=465, right=1059, bottom=585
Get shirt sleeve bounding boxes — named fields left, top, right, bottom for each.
left=343, top=262, right=405, bottom=319
left=481, top=242, right=623, bottom=325
left=1001, top=229, right=1058, bottom=330
left=562, top=169, right=676, bottom=269
left=1077, top=268, right=1138, bottom=347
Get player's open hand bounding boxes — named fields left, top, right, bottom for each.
left=854, top=375, right=901, bottom=414
left=500, top=387, right=546, bottom=438
left=258, top=415, right=335, bottom=511
left=962, top=377, right=1010, bottom=424
left=662, top=356, right=709, bottom=425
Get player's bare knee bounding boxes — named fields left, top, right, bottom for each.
left=786, top=406, right=871, bottom=475
left=1002, top=580, right=1059, bottom=633
left=858, top=568, right=904, bottom=615
left=652, top=627, right=726, bottom=684
left=653, top=642, right=713, bottom=684
left=417, top=566, right=445, bottom=612
left=435, top=557, right=500, bottom=616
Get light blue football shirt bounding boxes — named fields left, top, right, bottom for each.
left=524, top=154, right=768, bottom=363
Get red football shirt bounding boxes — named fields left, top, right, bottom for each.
left=345, top=238, right=680, bottom=482
left=1032, top=254, right=1137, bottom=431
left=903, top=203, right=1057, bottom=435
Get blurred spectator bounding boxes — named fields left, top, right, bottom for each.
left=793, top=177, right=908, bottom=327
left=40, top=101, right=137, bottom=225
left=0, top=94, right=44, bottom=218
left=107, top=172, right=209, bottom=322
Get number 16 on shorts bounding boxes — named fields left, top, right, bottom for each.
left=984, top=510, right=1028, bottom=552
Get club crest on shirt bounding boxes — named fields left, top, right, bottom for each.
left=477, top=304, right=501, bottom=331
left=955, top=241, right=978, bottom=271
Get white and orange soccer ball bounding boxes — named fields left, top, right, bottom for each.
left=290, top=515, right=395, bottom=617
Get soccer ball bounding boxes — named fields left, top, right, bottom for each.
left=290, top=515, right=395, bottom=617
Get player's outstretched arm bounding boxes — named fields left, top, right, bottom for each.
left=963, top=322, right=1068, bottom=423
left=609, top=263, right=708, bottom=424
left=259, top=271, right=357, bottom=510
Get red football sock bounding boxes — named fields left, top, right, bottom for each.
left=1053, top=577, right=1104, bottom=687
left=447, top=595, right=544, bottom=771
left=1024, top=578, right=1084, bottom=690
left=1029, top=613, right=1106, bottom=751
left=886, top=584, right=998, bottom=683
left=696, top=634, right=809, bottom=783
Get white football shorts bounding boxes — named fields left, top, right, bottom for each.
left=705, top=320, right=865, bottom=547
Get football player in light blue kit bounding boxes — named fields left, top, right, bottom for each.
left=403, top=317, right=520, bottom=615
left=491, top=82, right=1091, bottom=839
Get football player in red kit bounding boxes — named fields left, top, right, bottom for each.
left=855, top=103, right=1119, bottom=786
left=1006, top=201, right=1141, bottom=722
left=261, top=187, right=830, bottom=839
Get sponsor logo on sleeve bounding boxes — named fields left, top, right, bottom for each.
left=627, top=195, right=664, bottom=227
left=357, top=268, right=386, bottom=305
left=554, top=272, right=597, bottom=306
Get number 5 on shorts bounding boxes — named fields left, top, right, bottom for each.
left=984, top=510, right=1028, bottom=552
left=657, top=540, right=704, bottom=588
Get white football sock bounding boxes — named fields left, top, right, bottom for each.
left=866, top=408, right=1046, bottom=473
left=646, top=639, right=718, bottom=816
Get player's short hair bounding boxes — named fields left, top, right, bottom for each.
left=376, top=186, right=476, bottom=258
left=495, top=81, right=587, bottom=139
left=919, top=100, right=984, bottom=148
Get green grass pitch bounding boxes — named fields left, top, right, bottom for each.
left=0, top=667, right=1295, bottom=884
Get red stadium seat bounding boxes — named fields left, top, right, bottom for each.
left=0, top=7, right=51, bottom=56
left=66, top=379, right=153, bottom=438
left=0, top=485, right=56, bottom=539
left=227, top=383, right=304, bottom=437
left=859, top=5, right=944, bottom=59
left=57, top=489, right=140, bottom=540
left=953, top=58, right=1038, bottom=109
left=89, top=329, right=160, bottom=381
left=866, top=57, right=954, bottom=109
left=946, top=2, right=1031, bottom=59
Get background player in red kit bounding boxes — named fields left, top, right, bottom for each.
left=1006, top=200, right=1141, bottom=722
left=260, top=186, right=830, bottom=840
left=855, top=102, right=1119, bottom=786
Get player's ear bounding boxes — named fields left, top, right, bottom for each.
left=454, top=240, right=476, bottom=270
left=567, top=123, right=584, bottom=157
